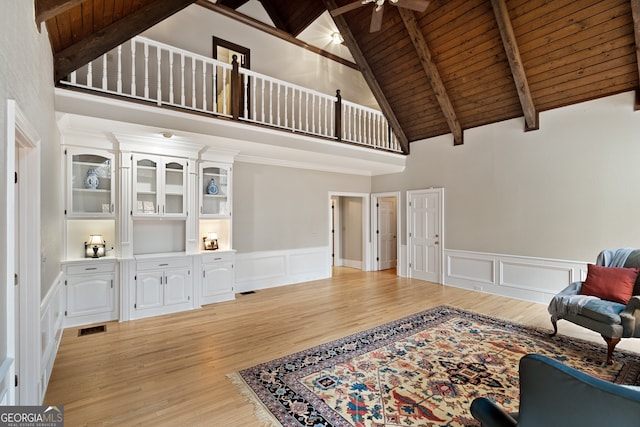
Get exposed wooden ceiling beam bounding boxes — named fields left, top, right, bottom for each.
left=258, top=0, right=290, bottom=33
left=34, top=0, right=87, bottom=25
left=631, top=0, right=640, bottom=110
left=398, top=8, right=463, bottom=146
left=54, top=0, right=197, bottom=82
left=490, top=0, right=538, bottom=130
left=323, top=0, right=409, bottom=154
left=216, top=0, right=250, bottom=9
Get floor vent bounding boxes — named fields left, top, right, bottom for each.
left=78, top=325, right=107, bottom=337
left=239, top=291, right=256, bottom=295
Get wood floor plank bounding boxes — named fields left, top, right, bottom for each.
left=43, top=267, right=640, bottom=426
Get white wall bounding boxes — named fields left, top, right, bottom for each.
left=373, top=91, right=640, bottom=263
left=142, top=4, right=377, bottom=107
left=1, top=0, right=61, bottom=403
left=233, top=162, right=370, bottom=252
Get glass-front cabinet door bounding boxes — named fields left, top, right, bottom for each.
left=66, top=148, right=115, bottom=217
left=133, top=154, right=187, bottom=217
left=163, top=160, right=187, bottom=216
left=200, top=163, right=231, bottom=217
left=133, top=155, right=160, bottom=216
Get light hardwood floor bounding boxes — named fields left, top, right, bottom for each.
left=44, top=267, right=640, bottom=426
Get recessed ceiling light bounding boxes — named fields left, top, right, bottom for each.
left=161, top=132, right=173, bottom=139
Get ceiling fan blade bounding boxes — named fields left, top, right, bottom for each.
left=370, top=4, right=384, bottom=32
left=331, top=1, right=365, bottom=17
left=393, top=0, right=430, bottom=13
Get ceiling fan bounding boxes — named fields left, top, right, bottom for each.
left=330, top=0, right=430, bottom=33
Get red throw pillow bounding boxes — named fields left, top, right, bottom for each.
left=580, top=264, right=640, bottom=304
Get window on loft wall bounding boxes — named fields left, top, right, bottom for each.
left=213, top=37, right=251, bottom=116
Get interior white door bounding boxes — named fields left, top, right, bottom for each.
left=377, top=197, right=397, bottom=270
left=408, top=189, right=442, bottom=282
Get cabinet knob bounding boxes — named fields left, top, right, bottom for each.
left=85, top=267, right=98, bottom=270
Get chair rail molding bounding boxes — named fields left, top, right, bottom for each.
left=443, top=249, right=588, bottom=304
left=235, top=247, right=331, bottom=293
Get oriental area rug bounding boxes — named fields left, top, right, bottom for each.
left=229, top=305, right=640, bottom=427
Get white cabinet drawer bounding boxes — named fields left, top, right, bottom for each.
left=201, top=251, right=234, bottom=264
left=66, top=261, right=116, bottom=275
left=137, top=256, right=192, bottom=271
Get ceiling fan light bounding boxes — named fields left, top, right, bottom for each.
left=331, top=32, right=344, bottom=44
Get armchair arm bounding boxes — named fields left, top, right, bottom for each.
left=620, top=295, right=640, bottom=337
left=547, top=281, right=583, bottom=319
left=470, top=397, right=517, bottom=427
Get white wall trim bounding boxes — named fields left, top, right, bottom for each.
left=443, top=249, right=587, bottom=304
left=39, top=273, right=64, bottom=403
left=235, top=247, right=331, bottom=293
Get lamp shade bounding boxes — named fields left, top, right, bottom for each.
left=88, top=234, right=104, bottom=245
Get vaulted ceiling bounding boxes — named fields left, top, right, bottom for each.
left=38, top=0, right=640, bottom=151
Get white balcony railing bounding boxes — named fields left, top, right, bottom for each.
left=60, top=36, right=402, bottom=153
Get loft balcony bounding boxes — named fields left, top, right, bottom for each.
left=57, top=36, right=404, bottom=156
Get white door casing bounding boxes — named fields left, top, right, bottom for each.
left=407, top=189, right=443, bottom=283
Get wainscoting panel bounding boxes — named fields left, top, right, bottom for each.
left=40, top=273, right=64, bottom=402
left=235, top=247, right=330, bottom=293
left=444, top=250, right=586, bottom=304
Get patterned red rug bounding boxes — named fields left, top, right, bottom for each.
left=230, top=305, right=640, bottom=426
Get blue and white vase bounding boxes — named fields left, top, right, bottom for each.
left=207, top=178, right=219, bottom=195
left=85, top=169, right=99, bottom=190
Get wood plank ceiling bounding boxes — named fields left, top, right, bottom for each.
left=38, top=0, right=640, bottom=151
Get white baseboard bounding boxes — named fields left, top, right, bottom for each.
left=235, top=247, right=331, bottom=293
left=40, top=272, right=65, bottom=402
left=341, top=259, right=363, bottom=270
left=443, top=249, right=587, bottom=304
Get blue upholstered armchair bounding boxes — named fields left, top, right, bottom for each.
left=548, top=248, right=640, bottom=364
left=470, top=354, right=640, bottom=427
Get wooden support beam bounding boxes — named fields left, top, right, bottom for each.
left=490, top=0, right=538, bottom=130
left=54, top=0, right=197, bottom=82
left=323, top=0, right=409, bottom=154
left=257, top=0, right=290, bottom=34
left=35, top=0, right=87, bottom=25
left=397, top=8, right=463, bottom=146
left=631, top=0, right=640, bottom=110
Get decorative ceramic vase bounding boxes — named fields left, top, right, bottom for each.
left=207, top=178, right=219, bottom=195
left=85, top=169, right=99, bottom=190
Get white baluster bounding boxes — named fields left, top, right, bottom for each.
left=131, top=41, right=136, bottom=96
left=117, top=45, right=122, bottom=93
left=156, top=47, right=162, bottom=105
left=261, top=79, right=265, bottom=123
left=243, top=73, right=249, bottom=119
left=144, top=42, right=149, bottom=98
left=169, top=52, right=174, bottom=104
left=87, top=62, right=93, bottom=88
left=70, top=70, right=76, bottom=85
left=180, top=54, right=185, bottom=106
left=298, top=90, right=302, bottom=131
left=202, top=62, right=207, bottom=111
left=276, top=84, right=281, bottom=126
left=252, top=75, right=257, bottom=120
left=213, top=65, right=218, bottom=113
left=284, top=87, right=288, bottom=129
left=222, top=68, right=227, bottom=116
left=269, top=80, right=273, bottom=124
left=102, top=53, right=108, bottom=90
left=191, top=59, right=196, bottom=108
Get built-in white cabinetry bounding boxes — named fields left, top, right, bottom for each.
left=65, top=148, right=115, bottom=217
left=132, top=154, right=187, bottom=218
left=61, top=131, right=237, bottom=326
left=200, top=251, right=235, bottom=305
left=62, top=259, right=118, bottom=327
left=132, top=255, right=193, bottom=319
left=200, top=163, right=232, bottom=217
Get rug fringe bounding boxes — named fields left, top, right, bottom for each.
left=227, top=372, right=282, bottom=427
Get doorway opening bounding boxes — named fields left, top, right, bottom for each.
left=329, top=192, right=370, bottom=272
left=213, top=37, right=250, bottom=117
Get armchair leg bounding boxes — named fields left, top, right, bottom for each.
left=549, top=316, right=559, bottom=337
left=601, top=335, right=620, bottom=365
